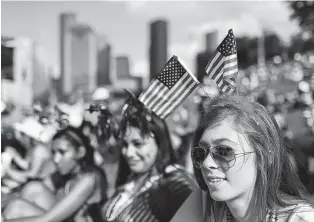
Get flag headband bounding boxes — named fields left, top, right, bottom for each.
left=204, top=29, right=238, bottom=95
left=137, top=55, right=200, bottom=119
left=86, top=104, right=120, bottom=141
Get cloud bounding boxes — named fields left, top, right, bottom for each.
left=132, top=39, right=201, bottom=77
left=132, top=59, right=148, bottom=76
left=189, top=13, right=263, bottom=40
left=125, top=1, right=148, bottom=14
left=170, top=40, right=201, bottom=74
left=125, top=1, right=199, bottom=18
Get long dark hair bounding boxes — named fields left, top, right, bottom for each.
left=120, top=90, right=176, bottom=173
left=193, top=94, right=312, bottom=221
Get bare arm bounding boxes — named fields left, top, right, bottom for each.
left=5, top=146, right=49, bottom=183
left=6, top=147, right=30, bottom=170
left=11, top=153, right=29, bottom=170
left=5, top=168, right=28, bottom=184
left=26, top=145, right=50, bottom=178
left=4, top=173, right=96, bottom=222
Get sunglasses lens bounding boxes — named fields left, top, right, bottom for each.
left=191, top=148, right=207, bottom=168
left=211, top=153, right=230, bottom=171
left=211, top=146, right=235, bottom=170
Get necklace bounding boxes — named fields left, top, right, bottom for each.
left=226, top=208, right=278, bottom=222
left=104, top=174, right=161, bottom=221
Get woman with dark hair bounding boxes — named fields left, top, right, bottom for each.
left=101, top=56, right=198, bottom=222
left=171, top=94, right=314, bottom=222
left=1, top=131, right=28, bottom=195
left=101, top=92, right=196, bottom=222
left=3, top=126, right=108, bottom=222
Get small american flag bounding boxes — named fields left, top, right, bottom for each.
left=139, top=56, right=199, bottom=119
left=205, top=29, right=238, bottom=94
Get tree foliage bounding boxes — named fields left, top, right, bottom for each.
left=287, top=1, right=314, bottom=33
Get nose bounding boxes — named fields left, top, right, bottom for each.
left=108, top=136, right=117, bottom=147
left=202, top=152, right=218, bottom=169
left=54, top=152, right=62, bottom=164
left=123, top=144, right=136, bottom=159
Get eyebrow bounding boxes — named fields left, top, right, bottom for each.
left=131, top=138, right=144, bottom=143
left=53, top=147, right=68, bottom=152
left=198, top=138, right=237, bottom=146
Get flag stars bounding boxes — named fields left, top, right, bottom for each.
left=218, top=31, right=237, bottom=56
left=156, top=57, right=186, bottom=89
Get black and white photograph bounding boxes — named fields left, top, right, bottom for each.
left=1, top=1, right=314, bottom=221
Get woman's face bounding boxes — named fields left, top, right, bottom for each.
left=121, top=126, right=158, bottom=174
left=199, top=118, right=257, bottom=202
left=51, top=137, right=79, bottom=175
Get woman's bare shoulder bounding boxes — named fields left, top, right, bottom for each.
left=286, top=203, right=314, bottom=222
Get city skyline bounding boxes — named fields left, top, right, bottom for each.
left=2, top=1, right=300, bottom=78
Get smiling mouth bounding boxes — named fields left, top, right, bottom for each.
left=127, top=160, right=139, bottom=165
left=208, top=178, right=226, bottom=183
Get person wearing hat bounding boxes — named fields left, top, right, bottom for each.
left=101, top=56, right=199, bottom=222
left=3, top=126, right=108, bottom=222
left=5, top=117, right=57, bottom=186
left=1, top=128, right=28, bottom=207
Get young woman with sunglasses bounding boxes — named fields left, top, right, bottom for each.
left=171, top=95, right=314, bottom=222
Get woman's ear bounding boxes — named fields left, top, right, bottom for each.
left=77, top=146, right=86, bottom=159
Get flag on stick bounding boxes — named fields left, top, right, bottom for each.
left=205, top=29, right=238, bottom=94
left=139, top=55, right=199, bottom=119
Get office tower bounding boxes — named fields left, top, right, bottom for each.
left=116, top=56, right=130, bottom=79
left=196, top=51, right=211, bottom=83
left=97, top=36, right=111, bottom=86
left=149, top=19, right=168, bottom=80
left=59, top=13, right=76, bottom=98
left=71, top=23, right=97, bottom=93
left=205, top=30, right=218, bottom=52
left=1, top=36, right=52, bottom=107
left=196, top=30, right=218, bottom=83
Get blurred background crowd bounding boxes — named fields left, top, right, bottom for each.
left=1, top=0, right=314, bottom=212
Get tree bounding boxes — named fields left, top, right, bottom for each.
left=264, top=33, right=285, bottom=60
left=287, top=1, right=314, bottom=33
left=288, top=33, right=314, bottom=57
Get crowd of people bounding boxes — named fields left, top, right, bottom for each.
left=2, top=54, right=314, bottom=222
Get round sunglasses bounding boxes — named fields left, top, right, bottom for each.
left=191, top=145, right=255, bottom=171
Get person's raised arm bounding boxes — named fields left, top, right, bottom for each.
left=26, top=145, right=50, bottom=178
left=4, top=173, right=96, bottom=222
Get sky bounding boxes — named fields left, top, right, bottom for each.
left=1, top=1, right=300, bottom=78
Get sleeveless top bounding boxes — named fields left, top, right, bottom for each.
left=170, top=189, right=314, bottom=222
left=282, top=204, right=314, bottom=222
left=53, top=165, right=108, bottom=222
left=101, top=165, right=196, bottom=222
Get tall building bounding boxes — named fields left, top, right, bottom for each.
left=97, top=36, right=111, bottom=86
left=1, top=36, right=53, bottom=107
left=196, top=51, right=211, bottom=83
left=196, top=30, right=218, bottom=83
left=149, top=19, right=168, bottom=80
left=59, top=13, right=76, bottom=98
left=205, top=31, right=218, bottom=52
left=116, top=56, right=130, bottom=79
left=70, top=23, right=97, bottom=94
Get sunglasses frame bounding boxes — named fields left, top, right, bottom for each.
left=191, top=146, right=255, bottom=171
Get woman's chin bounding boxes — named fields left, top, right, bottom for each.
left=208, top=189, right=231, bottom=202
left=129, top=164, right=150, bottom=174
